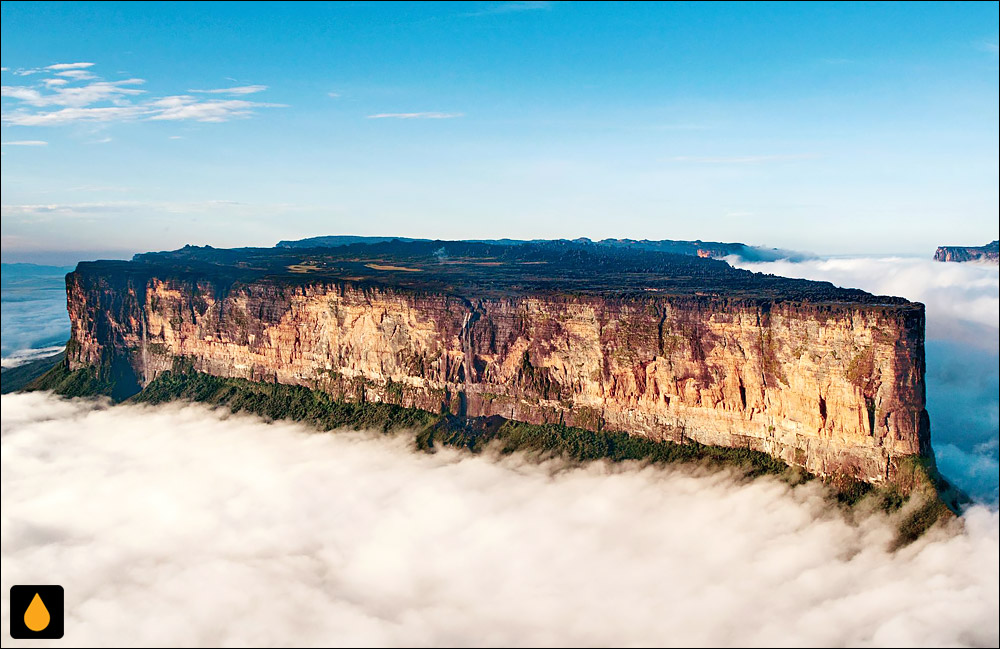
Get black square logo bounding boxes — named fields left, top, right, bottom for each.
left=9, top=585, right=64, bottom=639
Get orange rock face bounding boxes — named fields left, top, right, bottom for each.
left=66, top=272, right=930, bottom=483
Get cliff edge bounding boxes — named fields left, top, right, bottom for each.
left=58, top=240, right=933, bottom=485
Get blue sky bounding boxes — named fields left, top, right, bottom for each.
left=2, top=1, right=997, bottom=260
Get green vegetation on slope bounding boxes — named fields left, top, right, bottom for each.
left=133, top=368, right=437, bottom=433
left=132, top=369, right=796, bottom=480
left=25, top=359, right=119, bottom=399
left=886, top=455, right=965, bottom=550
left=417, top=414, right=794, bottom=479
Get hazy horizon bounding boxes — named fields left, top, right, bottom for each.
left=3, top=2, right=998, bottom=257
left=4, top=237, right=998, bottom=268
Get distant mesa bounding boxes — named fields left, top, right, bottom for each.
left=276, top=235, right=810, bottom=263
left=933, top=240, right=999, bottom=264
left=277, top=235, right=428, bottom=248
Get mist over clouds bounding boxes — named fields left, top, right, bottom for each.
left=2, top=392, right=997, bottom=648
left=730, top=256, right=1000, bottom=502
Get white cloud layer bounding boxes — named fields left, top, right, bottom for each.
left=1, top=392, right=997, bottom=648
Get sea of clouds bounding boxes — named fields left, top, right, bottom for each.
left=1, top=393, right=998, bottom=648
left=1, top=254, right=998, bottom=647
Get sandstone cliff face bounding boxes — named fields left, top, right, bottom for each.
left=65, top=266, right=930, bottom=483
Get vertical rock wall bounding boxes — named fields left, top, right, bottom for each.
left=66, top=270, right=930, bottom=482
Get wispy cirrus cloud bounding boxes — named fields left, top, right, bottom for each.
left=188, top=85, right=268, bottom=95
left=1, top=63, right=283, bottom=126
left=1, top=86, right=44, bottom=102
left=1, top=199, right=284, bottom=220
left=5, top=62, right=95, bottom=76
left=464, top=1, right=552, bottom=17
left=3, top=106, right=149, bottom=126
left=148, top=96, right=285, bottom=122
left=671, top=153, right=820, bottom=164
left=1, top=202, right=143, bottom=217
left=0, top=140, right=48, bottom=146
left=3, top=78, right=146, bottom=107
left=45, top=61, right=94, bottom=70
left=366, top=111, right=464, bottom=119
left=54, top=68, right=96, bottom=80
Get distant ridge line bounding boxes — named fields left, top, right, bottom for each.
left=276, top=235, right=811, bottom=262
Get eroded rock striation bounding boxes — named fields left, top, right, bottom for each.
left=64, top=240, right=931, bottom=483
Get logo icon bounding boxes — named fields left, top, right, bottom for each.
left=9, top=585, right=64, bottom=639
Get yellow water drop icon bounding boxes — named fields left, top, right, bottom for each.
left=24, top=592, right=51, bottom=632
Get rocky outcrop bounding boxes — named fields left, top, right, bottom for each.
left=63, top=241, right=932, bottom=484
left=933, top=241, right=999, bottom=263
